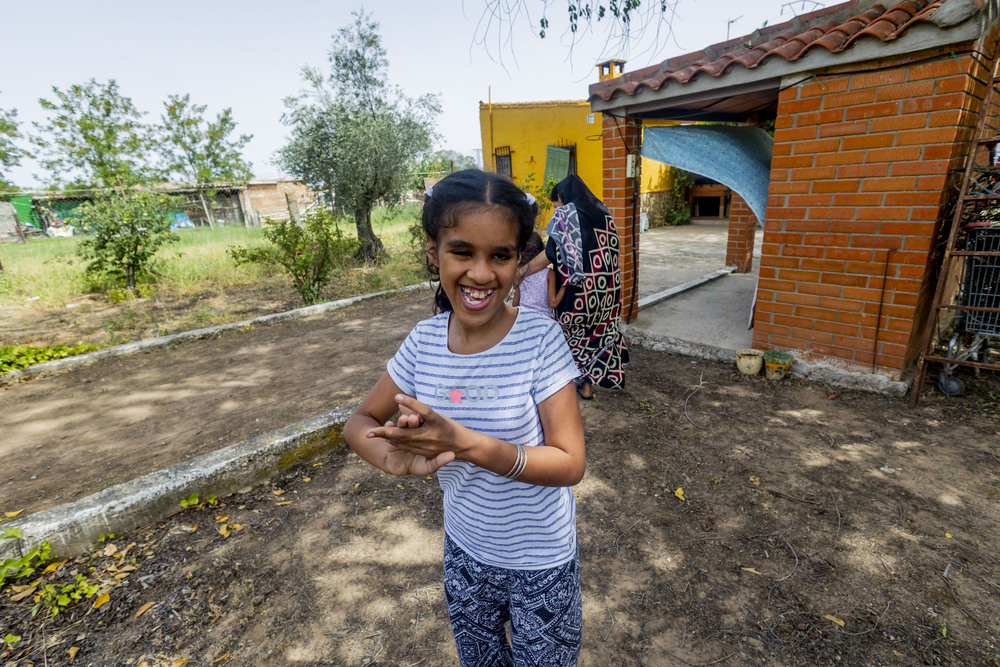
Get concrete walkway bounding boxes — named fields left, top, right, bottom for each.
left=630, top=220, right=759, bottom=355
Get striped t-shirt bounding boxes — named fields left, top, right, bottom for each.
left=387, top=308, right=580, bottom=569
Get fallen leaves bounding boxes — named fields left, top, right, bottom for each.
left=674, top=487, right=686, bottom=501
left=134, top=601, right=155, bottom=618
left=10, top=585, right=36, bottom=602
left=68, top=646, right=80, bottom=660
left=217, top=524, right=244, bottom=538
left=4, top=509, right=23, bottom=518
left=824, top=614, right=845, bottom=628
left=741, top=567, right=763, bottom=576
left=94, top=593, right=111, bottom=609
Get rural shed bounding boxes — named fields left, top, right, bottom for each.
left=588, top=0, right=991, bottom=385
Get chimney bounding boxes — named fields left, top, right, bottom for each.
left=596, top=59, right=627, bottom=82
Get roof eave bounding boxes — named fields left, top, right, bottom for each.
left=590, top=19, right=982, bottom=117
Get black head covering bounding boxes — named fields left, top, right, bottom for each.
left=552, top=174, right=611, bottom=232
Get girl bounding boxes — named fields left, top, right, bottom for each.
left=343, top=169, right=586, bottom=665
left=513, top=231, right=566, bottom=318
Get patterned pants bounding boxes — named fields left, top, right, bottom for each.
left=443, top=535, right=582, bottom=666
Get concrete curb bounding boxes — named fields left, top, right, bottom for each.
left=1, top=282, right=432, bottom=385
left=636, top=267, right=734, bottom=310
left=623, top=327, right=909, bottom=397
left=0, top=404, right=358, bottom=560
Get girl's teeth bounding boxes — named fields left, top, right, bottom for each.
left=462, top=287, right=493, bottom=301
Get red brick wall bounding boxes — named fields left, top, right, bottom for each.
left=752, top=46, right=985, bottom=378
left=726, top=193, right=757, bottom=273
left=603, top=115, right=642, bottom=321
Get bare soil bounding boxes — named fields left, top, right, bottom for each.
left=2, top=287, right=1000, bottom=666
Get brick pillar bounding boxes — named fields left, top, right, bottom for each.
left=603, top=115, right=642, bottom=321
left=726, top=193, right=758, bottom=273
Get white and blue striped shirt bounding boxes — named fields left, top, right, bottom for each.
left=387, top=307, right=580, bottom=569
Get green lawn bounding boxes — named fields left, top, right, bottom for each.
left=0, top=206, right=428, bottom=310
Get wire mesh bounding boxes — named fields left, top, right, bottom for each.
left=959, top=226, right=1000, bottom=337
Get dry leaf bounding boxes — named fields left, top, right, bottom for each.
left=4, top=509, right=23, bottom=518
left=135, top=601, right=155, bottom=618
left=215, top=514, right=229, bottom=523
left=741, top=567, right=763, bottom=575
left=181, top=524, right=199, bottom=533
left=312, top=461, right=325, bottom=467
left=10, top=585, right=37, bottom=602
left=824, top=614, right=845, bottom=627
left=674, top=487, right=686, bottom=501
left=218, top=524, right=231, bottom=538
left=212, top=652, right=230, bottom=664
left=171, top=661, right=187, bottom=667
left=302, top=477, right=311, bottom=483
left=945, top=532, right=953, bottom=539
left=749, top=475, right=761, bottom=486
left=42, top=559, right=69, bottom=574
left=272, top=489, right=286, bottom=496
left=103, top=543, right=118, bottom=557
left=68, top=646, right=80, bottom=660
left=396, top=484, right=405, bottom=490
left=276, top=501, right=293, bottom=507
left=94, top=593, right=110, bottom=609
left=230, top=523, right=244, bottom=532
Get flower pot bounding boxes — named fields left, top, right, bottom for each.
left=763, top=350, right=794, bottom=380
left=736, top=348, right=764, bottom=375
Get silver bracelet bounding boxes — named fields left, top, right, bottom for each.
left=504, top=445, right=526, bottom=480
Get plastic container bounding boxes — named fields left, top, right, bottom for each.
left=763, top=350, right=794, bottom=380
left=736, top=348, right=764, bottom=375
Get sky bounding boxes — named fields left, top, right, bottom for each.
left=0, top=0, right=822, bottom=188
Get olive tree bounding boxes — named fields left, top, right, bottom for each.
left=278, top=10, right=439, bottom=262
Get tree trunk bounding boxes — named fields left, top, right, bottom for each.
left=199, top=190, right=215, bottom=228
left=354, top=207, right=384, bottom=263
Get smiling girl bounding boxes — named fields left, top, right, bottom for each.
left=344, top=169, right=586, bottom=664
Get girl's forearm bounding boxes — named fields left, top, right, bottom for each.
left=456, top=429, right=585, bottom=487
left=344, top=413, right=392, bottom=471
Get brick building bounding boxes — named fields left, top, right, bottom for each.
left=588, top=0, right=990, bottom=386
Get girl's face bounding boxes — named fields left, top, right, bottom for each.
left=427, top=206, right=521, bottom=346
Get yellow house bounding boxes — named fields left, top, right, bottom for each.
left=479, top=90, right=676, bottom=222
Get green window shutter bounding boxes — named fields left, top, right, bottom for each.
left=544, top=146, right=572, bottom=185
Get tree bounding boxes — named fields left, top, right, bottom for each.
left=76, top=187, right=179, bottom=293
left=278, top=11, right=440, bottom=262
left=158, top=94, right=253, bottom=227
left=1, top=96, right=25, bottom=190
left=476, top=0, right=681, bottom=60
left=31, top=79, right=154, bottom=187
left=411, top=150, right=480, bottom=190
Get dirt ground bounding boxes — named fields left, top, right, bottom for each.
left=2, top=288, right=1000, bottom=666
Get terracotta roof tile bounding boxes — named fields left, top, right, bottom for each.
left=588, top=0, right=966, bottom=103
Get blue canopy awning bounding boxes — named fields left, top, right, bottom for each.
left=642, top=125, right=773, bottom=227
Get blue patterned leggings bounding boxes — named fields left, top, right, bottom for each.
left=443, top=535, right=582, bottom=666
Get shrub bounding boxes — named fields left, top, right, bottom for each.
left=228, top=209, right=359, bottom=305
left=76, top=188, right=180, bottom=293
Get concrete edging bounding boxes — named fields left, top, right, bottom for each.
left=623, top=327, right=909, bottom=397
left=1, top=404, right=358, bottom=560
left=1, top=282, right=433, bottom=385
left=636, top=267, right=734, bottom=310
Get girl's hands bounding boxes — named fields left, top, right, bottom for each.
left=367, top=394, right=466, bottom=465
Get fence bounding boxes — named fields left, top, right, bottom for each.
left=0, top=179, right=318, bottom=240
